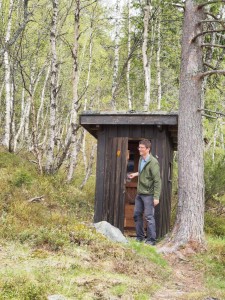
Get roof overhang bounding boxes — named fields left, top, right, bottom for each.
left=80, top=111, right=178, bottom=149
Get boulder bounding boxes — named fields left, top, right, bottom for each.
left=94, top=221, right=128, bottom=243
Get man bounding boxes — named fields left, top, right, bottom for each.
left=128, top=139, right=161, bottom=245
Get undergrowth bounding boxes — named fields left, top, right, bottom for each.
left=0, top=148, right=225, bottom=299
left=0, top=149, right=170, bottom=299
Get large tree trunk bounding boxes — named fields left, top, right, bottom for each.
left=171, top=0, right=205, bottom=247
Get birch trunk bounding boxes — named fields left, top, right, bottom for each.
left=156, top=12, right=162, bottom=110
left=67, top=0, right=80, bottom=182
left=80, top=143, right=97, bottom=189
left=82, top=14, right=94, bottom=171
left=111, top=0, right=120, bottom=110
left=142, top=0, right=151, bottom=111
left=212, top=119, right=219, bottom=162
left=3, top=0, right=14, bottom=151
left=0, top=84, right=4, bottom=120
left=46, top=0, right=59, bottom=174
left=30, top=95, right=43, bottom=174
left=14, top=88, right=25, bottom=151
left=37, top=66, right=50, bottom=130
left=126, top=0, right=132, bottom=110
left=171, top=0, right=205, bottom=247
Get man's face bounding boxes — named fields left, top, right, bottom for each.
left=138, top=144, right=150, bottom=157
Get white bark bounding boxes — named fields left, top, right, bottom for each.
left=37, top=66, right=50, bottom=130
left=80, top=143, right=97, bottom=189
left=142, top=0, right=151, bottom=111
left=220, top=119, right=224, bottom=150
left=3, top=0, right=14, bottom=150
left=126, top=0, right=132, bottom=110
left=111, top=0, right=120, bottom=110
left=46, top=0, right=59, bottom=174
left=14, top=88, right=25, bottom=151
left=0, top=84, right=4, bottom=120
left=67, top=0, right=80, bottom=182
left=212, top=119, right=219, bottom=161
left=156, top=12, right=162, bottom=110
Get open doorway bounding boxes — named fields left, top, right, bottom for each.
left=124, top=139, right=144, bottom=235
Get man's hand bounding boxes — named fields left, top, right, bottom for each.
left=154, top=199, right=159, bottom=206
left=128, top=172, right=139, bottom=179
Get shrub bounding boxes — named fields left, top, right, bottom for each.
left=11, top=170, right=33, bottom=187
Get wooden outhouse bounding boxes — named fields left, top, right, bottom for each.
left=80, top=111, right=178, bottom=238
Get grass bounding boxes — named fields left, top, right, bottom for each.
left=0, top=149, right=171, bottom=299
left=1, top=148, right=225, bottom=299
left=199, top=236, right=225, bottom=287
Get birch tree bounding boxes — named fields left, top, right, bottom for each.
left=3, top=0, right=14, bottom=151
left=45, top=0, right=59, bottom=174
left=156, top=9, right=161, bottom=110
left=126, top=0, right=132, bottom=110
left=142, top=0, right=151, bottom=111
left=67, top=0, right=81, bottom=182
left=111, top=0, right=120, bottom=110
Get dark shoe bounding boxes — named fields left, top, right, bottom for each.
left=136, top=238, right=145, bottom=242
left=145, top=240, right=156, bottom=246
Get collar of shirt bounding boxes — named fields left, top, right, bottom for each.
left=139, top=154, right=150, bottom=172
left=142, top=154, right=150, bottom=162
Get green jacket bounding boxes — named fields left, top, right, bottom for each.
left=137, top=153, right=161, bottom=199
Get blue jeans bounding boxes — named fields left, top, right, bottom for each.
left=133, top=194, right=156, bottom=242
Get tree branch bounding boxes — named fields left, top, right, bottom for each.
left=201, top=113, right=217, bottom=119
left=172, top=3, right=185, bottom=9
left=199, top=19, right=225, bottom=29
left=198, top=0, right=225, bottom=9
left=203, top=62, right=216, bottom=69
left=0, top=0, right=31, bottom=55
left=198, top=108, right=225, bottom=118
left=198, top=70, right=225, bottom=78
left=202, top=43, right=225, bottom=48
left=192, top=29, right=225, bottom=42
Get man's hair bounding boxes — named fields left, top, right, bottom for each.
left=139, top=139, right=151, bottom=149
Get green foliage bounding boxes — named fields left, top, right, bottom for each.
left=0, top=275, right=47, bottom=300
left=11, top=170, right=33, bottom=187
left=195, top=236, right=225, bottom=294
left=128, top=239, right=169, bottom=269
left=205, top=212, right=225, bottom=238
left=204, top=152, right=225, bottom=201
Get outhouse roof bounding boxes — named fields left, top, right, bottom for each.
left=80, top=111, right=178, bottom=149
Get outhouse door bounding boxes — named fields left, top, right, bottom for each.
left=104, top=137, right=128, bottom=232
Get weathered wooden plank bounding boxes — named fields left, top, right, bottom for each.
left=118, top=137, right=128, bottom=231
left=80, top=115, right=178, bottom=126
left=94, top=129, right=106, bottom=223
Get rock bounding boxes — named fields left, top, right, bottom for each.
left=47, top=295, right=67, bottom=300
left=94, top=221, right=128, bottom=243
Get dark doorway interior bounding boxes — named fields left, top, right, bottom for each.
left=124, top=139, right=150, bottom=235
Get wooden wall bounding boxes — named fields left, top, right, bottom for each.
left=94, top=124, right=174, bottom=237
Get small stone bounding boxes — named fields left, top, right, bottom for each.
left=47, top=295, right=67, bottom=300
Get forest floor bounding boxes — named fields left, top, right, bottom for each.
left=0, top=149, right=224, bottom=300
left=152, top=249, right=207, bottom=300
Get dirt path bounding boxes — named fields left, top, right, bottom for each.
left=152, top=251, right=207, bottom=300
